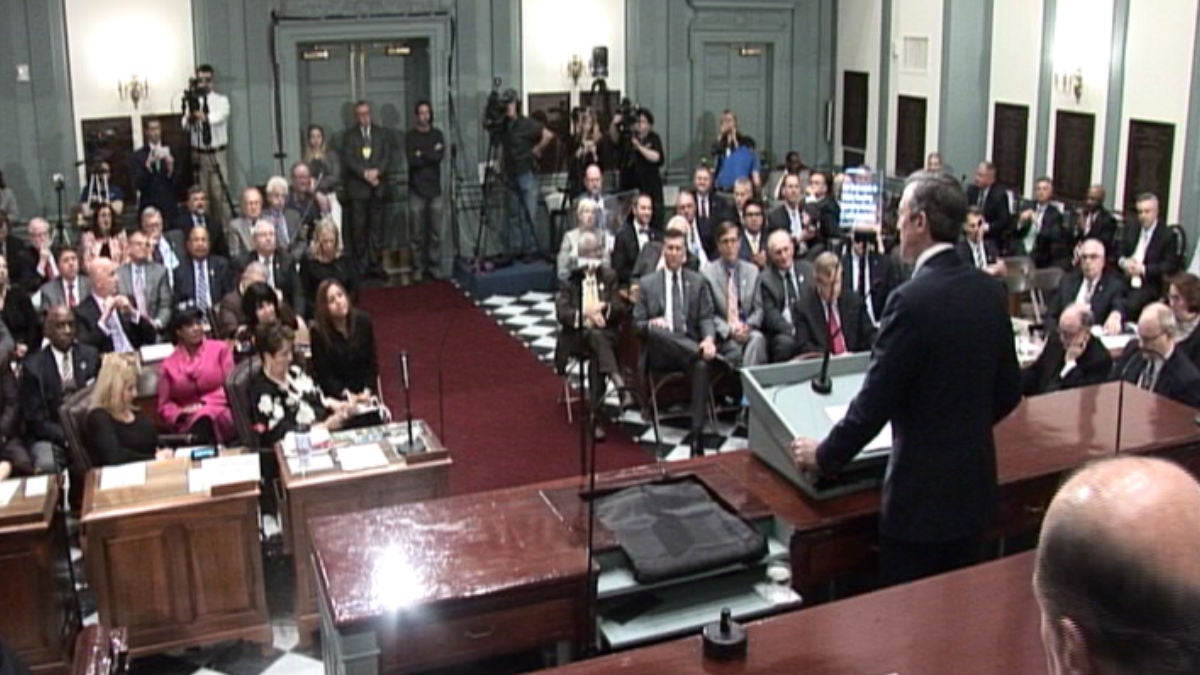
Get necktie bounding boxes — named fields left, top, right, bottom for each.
left=699, top=195, right=708, bottom=220
left=783, top=269, right=797, bottom=307
left=726, top=267, right=739, bottom=326
left=107, top=309, right=133, bottom=353
left=196, top=261, right=210, bottom=310
left=1139, top=358, right=1158, bottom=391
left=133, top=266, right=146, bottom=315
left=671, top=272, right=685, bottom=334
left=857, top=255, right=868, bottom=294
left=59, top=351, right=73, bottom=390
left=582, top=274, right=599, bottom=328
left=1134, top=228, right=1151, bottom=262
left=264, top=257, right=276, bottom=288
left=42, top=257, right=55, bottom=281
left=274, top=213, right=290, bottom=247
left=153, top=244, right=163, bottom=264
left=827, top=301, right=847, bottom=355
left=974, top=242, right=985, bottom=269
left=66, top=282, right=76, bottom=309
left=978, top=187, right=988, bottom=208
left=747, top=232, right=759, bottom=256
left=1084, top=279, right=1096, bottom=303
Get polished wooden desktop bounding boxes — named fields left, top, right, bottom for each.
left=80, top=459, right=271, bottom=657
left=275, top=422, right=451, bottom=644
left=307, top=383, right=1200, bottom=674
left=536, top=551, right=1044, bottom=675
left=0, top=476, right=74, bottom=674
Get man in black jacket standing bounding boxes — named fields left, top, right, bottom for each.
left=406, top=100, right=445, bottom=282
left=794, top=170, right=1022, bottom=585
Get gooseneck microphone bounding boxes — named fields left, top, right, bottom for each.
left=398, top=351, right=421, bottom=453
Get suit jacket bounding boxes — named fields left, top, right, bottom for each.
left=633, top=267, right=716, bottom=356
left=174, top=210, right=229, bottom=258
left=1074, top=206, right=1119, bottom=262
left=965, top=183, right=1013, bottom=246
left=793, top=287, right=876, bottom=355
left=702, top=259, right=762, bottom=341
left=225, top=217, right=256, bottom=261
left=73, top=294, right=157, bottom=353
left=234, top=250, right=302, bottom=316
left=0, top=237, right=37, bottom=294
left=20, top=343, right=100, bottom=445
left=1113, top=344, right=1200, bottom=408
left=172, top=255, right=234, bottom=311
left=131, top=144, right=179, bottom=222
left=1119, top=221, right=1182, bottom=299
left=118, top=261, right=172, bottom=329
left=1016, top=204, right=1070, bottom=269
left=612, top=221, right=659, bottom=285
left=816, top=248, right=1023, bottom=541
left=693, top=190, right=733, bottom=258
left=1177, top=327, right=1200, bottom=370
left=758, top=262, right=815, bottom=340
left=38, top=276, right=92, bottom=312
left=807, top=196, right=841, bottom=243
left=766, top=203, right=805, bottom=238
left=738, top=228, right=768, bottom=266
left=262, top=209, right=306, bottom=261
left=1022, top=333, right=1112, bottom=396
left=955, top=239, right=1000, bottom=269
left=342, top=124, right=392, bottom=200
left=554, top=266, right=624, bottom=373
left=841, top=249, right=901, bottom=321
left=1044, top=270, right=1126, bottom=334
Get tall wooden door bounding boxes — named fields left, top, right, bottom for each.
left=693, top=42, right=774, bottom=167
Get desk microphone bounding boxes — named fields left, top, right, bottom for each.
left=400, top=350, right=411, bottom=391
left=811, top=324, right=842, bottom=395
left=397, top=351, right=422, bottom=454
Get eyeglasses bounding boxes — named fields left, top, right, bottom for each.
left=745, top=211, right=763, bottom=218
left=1079, top=253, right=1102, bottom=260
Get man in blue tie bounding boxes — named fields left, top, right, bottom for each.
left=172, top=226, right=232, bottom=317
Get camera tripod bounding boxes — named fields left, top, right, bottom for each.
left=470, top=131, right=543, bottom=270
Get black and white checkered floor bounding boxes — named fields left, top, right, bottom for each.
left=480, top=290, right=750, bottom=461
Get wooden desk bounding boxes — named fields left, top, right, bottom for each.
left=276, top=422, right=451, bottom=643
left=308, top=383, right=1200, bottom=674
left=70, top=625, right=128, bottom=675
left=535, top=551, right=1044, bottom=675
left=80, top=459, right=271, bottom=657
left=0, top=476, right=74, bottom=674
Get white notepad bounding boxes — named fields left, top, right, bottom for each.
left=335, top=444, right=390, bottom=472
left=0, top=479, right=19, bottom=507
left=824, top=404, right=893, bottom=452
left=99, top=462, right=147, bottom=491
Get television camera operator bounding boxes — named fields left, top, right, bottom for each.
left=487, top=87, right=553, bottom=261
left=609, top=101, right=665, bottom=229
left=181, top=64, right=232, bottom=225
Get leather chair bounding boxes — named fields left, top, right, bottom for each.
left=59, top=384, right=95, bottom=510
left=225, top=355, right=262, bottom=449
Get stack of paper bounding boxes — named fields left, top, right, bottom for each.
left=189, top=454, right=262, bottom=493
left=99, top=463, right=147, bottom=491
left=23, top=475, right=48, bottom=498
left=824, top=404, right=892, bottom=453
left=335, top=444, right=390, bottom=471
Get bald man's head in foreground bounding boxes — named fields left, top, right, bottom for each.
left=1034, top=457, right=1200, bottom=675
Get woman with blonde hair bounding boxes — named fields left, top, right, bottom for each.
left=300, top=217, right=358, bottom=319
left=556, top=198, right=610, bottom=282
left=85, top=353, right=171, bottom=465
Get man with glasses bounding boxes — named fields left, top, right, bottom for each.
left=794, top=252, right=875, bottom=356
left=1023, top=302, right=1112, bottom=396
left=738, top=199, right=768, bottom=269
left=1111, top=302, right=1200, bottom=407
left=1045, top=238, right=1126, bottom=336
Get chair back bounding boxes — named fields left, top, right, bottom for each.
left=1003, top=256, right=1034, bottom=294
left=60, top=384, right=96, bottom=472
left=225, top=356, right=261, bottom=449
left=1031, top=267, right=1065, bottom=292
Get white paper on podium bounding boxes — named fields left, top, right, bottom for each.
left=335, top=444, right=389, bottom=471
left=99, top=462, right=147, bottom=491
left=0, top=479, right=19, bottom=506
left=23, top=475, right=49, bottom=498
left=824, top=404, right=893, bottom=452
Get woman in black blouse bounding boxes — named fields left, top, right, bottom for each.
left=311, top=278, right=378, bottom=397
left=299, top=218, right=357, bottom=320
left=84, top=353, right=170, bottom=466
left=0, top=252, right=38, bottom=359
left=248, top=323, right=356, bottom=448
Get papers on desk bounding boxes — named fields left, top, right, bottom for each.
left=23, top=475, right=48, bottom=498
left=99, top=462, right=147, bottom=491
left=188, top=454, right=261, bottom=494
left=0, top=479, right=19, bottom=507
left=286, top=453, right=336, bottom=475
left=280, top=426, right=332, bottom=456
left=334, top=444, right=389, bottom=472
left=824, top=404, right=892, bottom=452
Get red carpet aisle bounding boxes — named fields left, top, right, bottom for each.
left=357, top=281, right=651, bottom=495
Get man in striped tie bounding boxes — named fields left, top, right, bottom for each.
left=702, top=221, right=765, bottom=367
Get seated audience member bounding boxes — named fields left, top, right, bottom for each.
left=1045, top=238, right=1125, bottom=336
left=1111, top=302, right=1200, bottom=407
left=175, top=186, right=229, bottom=257
left=75, top=257, right=156, bottom=354
left=1023, top=303, right=1113, bottom=396
left=25, top=217, right=56, bottom=293
left=1075, top=184, right=1118, bottom=265
left=557, top=199, right=611, bottom=283
left=1035, top=456, right=1200, bottom=675
left=0, top=361, right=30, bottom=476
left=759, top=230, right=814, bottom=362
left=157, top=308, right=235, bottom=444
left=1015, top=176, right=1069, bottom=269
left=299, top=218, right=358, bottom=320
left=955, top=206, right=1006, bottom=278
left=84, top=354, right=170, bottom=465
left=79, top=202, right=127, bottom=267
left=555, top=231, right=625, bottom=423
left=1169, top=273, right=1200, bottom=367
left=0, top=211, right=35, bottom=292
left=634, top=229, right=718, bottom=458
left=0, top=254, right=39, bottom=359
left=770, top=151, right=810, bottom=202
left=249, top=322, right=354, bottom=447
left=693, top=165, right=732, bottom=250
left=173, top=225, right=233, bottom=314
left=702, top=221, right=765, bottom=367
left=794, top=203, right=833, bottom=261
left=218, top=262, right=268, bottom=340
left=766, top=173, right=806, bottom=238
left=263, top=175, right=305, bottom=261
left=805, top=171, right=841, bottom=239
left=38, top=247, right=90, bottom=311
left=738, top=199, right=768, bottom=268
left=240, top=281, right=304, bottom=349
left=140, top=207, right=184, bottom=285
left=730, top=177, right=754, bottom=225
left=794, top=252, right=875, bottom=356
left=842, top=228, right=900, bottom=325
left=631, top=216, right=700, bottom=280
left=20, top=306, right=99, bottom=473
left=966, top=161, right=1012, bottom=251
left=311, top=279, right=379, bottom=398
left=226, top=187, right=263, bottom=260
left=674, top=190, right=710, bottom=264
left=1118, top=193, right=1181, bottom=319
left=236, top=219, right=303, bottom=317
left=575, top=164, right=609, bottom=232
left=286, top=161, right=328, bottom=233
left=118, top=230, right=173, bottom=334
left=611, top=193, right=659, bottom=287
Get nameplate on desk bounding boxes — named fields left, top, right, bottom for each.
left=100, top=463, right=147, bottom=491
left=138, top=343, right=174, bottom=363
left=23, top=475, right=48, bottom=498
left=188, top=454, right=261, bottom=494
left=0, top=478, right=19, bottom=506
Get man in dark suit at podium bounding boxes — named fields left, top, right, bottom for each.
left=793, top=170, right=1022, bottom=585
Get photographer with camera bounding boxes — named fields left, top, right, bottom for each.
left=711, top=109, right=762, bottom=192
left=132, top=119, right=179, bottom=222
left=498, top=89, right=553, bottom=260
left=182, top=64, right=232, bottom=225
left=610, top=104, right=664, bottom=229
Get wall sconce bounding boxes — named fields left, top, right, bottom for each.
left=117, top=75, right=148, bottom=109
left=1054, top=67, right=1083, bottom=103
left=566, top=54, right=584, bottom=87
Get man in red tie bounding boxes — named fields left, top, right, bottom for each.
left=37, top=248, right=90, bottom=312
left=792, top=252, right=875, bottom=357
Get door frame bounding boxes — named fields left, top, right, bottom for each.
left=275, top=17, right=451, bottom=170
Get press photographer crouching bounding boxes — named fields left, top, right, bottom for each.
left=498, top=88, right=554, bottom=260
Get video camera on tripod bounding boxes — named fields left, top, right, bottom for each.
left=181, top=76, right=212, bottom=147
left=613, top=97, right=638, bottom=144
left=482, top=78, right=513, bottom=142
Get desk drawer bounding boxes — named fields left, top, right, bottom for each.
left=380, top=596, right=577, bottom=672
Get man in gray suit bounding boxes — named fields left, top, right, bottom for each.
left=703, top=221, right=766, bottom=367
left=634, top=229, right=719, bottom=458
left=38, top=248, right=91, bottom=312
left=118, top=230, right=172, bottom=335
left=225, top=187, right=262, bottom=260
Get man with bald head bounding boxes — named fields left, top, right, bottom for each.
left=1046, top=238, right=1126, bottom=336
left=1111, top=302, right=1200, bottom=407
left=576, top=164, right=610, bottom=232
left=1035, top=456, right=1200, bottom=675
left=74, top=257, right=156, bottom=353
left=758, top=229, right=815, bottom=362
left=1023, top=302, right=1112, bottom=395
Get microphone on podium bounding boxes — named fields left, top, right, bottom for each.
left=812, top=324, right=842, bottom=395
left=397, top=351, right=423, bottom=454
